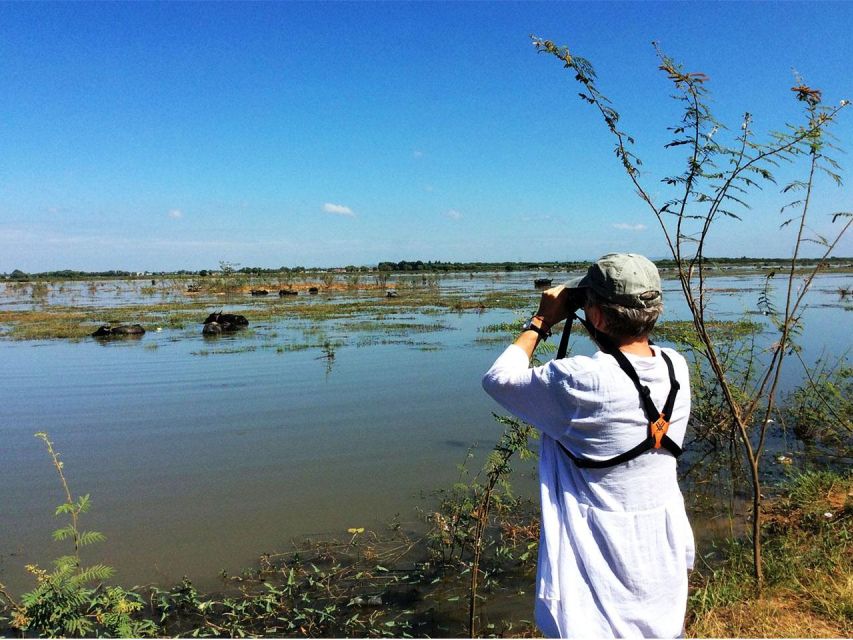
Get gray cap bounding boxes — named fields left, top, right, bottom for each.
left=564, top=253, right=662, bottom=309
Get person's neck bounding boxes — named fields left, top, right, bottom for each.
left=617, top=337, right=654, bottom=357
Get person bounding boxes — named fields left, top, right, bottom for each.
left=482, top=253, right=694, bottom=639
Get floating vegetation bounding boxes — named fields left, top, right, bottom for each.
left=478, top=321, right=522, bottom=334
left=473, top=335, right=511, bottom=346
left=191, top=346, right=258, bottom=356
left=337, top=320, right=452, bottom=334
left=653, top=319, right=763, bottom=345
left=354, top=336, right=444, bottom=350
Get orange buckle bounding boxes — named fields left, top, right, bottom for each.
left=650, top=413, right=670, bottom=449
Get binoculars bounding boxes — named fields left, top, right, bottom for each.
left=564, top=286, right=587, bottom=314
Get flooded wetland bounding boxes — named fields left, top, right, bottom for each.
left=1, top=267, right=851, bottom=602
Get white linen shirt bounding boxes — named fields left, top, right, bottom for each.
left=482, top=344, right=695, bottom=639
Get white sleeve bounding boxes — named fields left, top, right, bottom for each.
left=481, top=345, right=573, bottom=440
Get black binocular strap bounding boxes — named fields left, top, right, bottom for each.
left=554, top=315, right=682, bottom=469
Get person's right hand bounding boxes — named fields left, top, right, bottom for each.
left=535, top=286, right=573, bottom=327
left=535, top=286, right=587, bottom=327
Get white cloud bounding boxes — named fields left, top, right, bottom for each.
left=445, top=209, right=462, bottom=220
left=168, top=209, right=183, bottom=219
left=612, top=223, right=646, bottom=231
left=413, top=150, right=424, bottom=159
left=323, top=203, right=355, bottom=217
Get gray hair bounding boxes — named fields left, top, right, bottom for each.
left=586, top=288, right=662, bottom=340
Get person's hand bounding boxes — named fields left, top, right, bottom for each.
left=535, top=286, right=575, bottom=327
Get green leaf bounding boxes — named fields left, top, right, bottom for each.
left=76, top=494, right=91, bottom=513
left=79, top=530, right=106, bottom=546
left=55, top=502, right=75, bottom=515
left=74, top=563, right=115, bottom=585
left=52, top=524, right=75, bottom=541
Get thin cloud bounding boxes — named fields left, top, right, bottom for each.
left=168, top=209, right=183, bottom=219
left=323, top=203, right=355, bottom=217
left=612, top=223, right=646, bottom=231
left=445, top=209, right=462, bottom=220
left=521, top=214, right=556, bottom=223
left=413, top=150, right=424, bottom=159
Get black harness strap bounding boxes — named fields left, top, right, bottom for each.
left=555, top=313, right=682, bottom=469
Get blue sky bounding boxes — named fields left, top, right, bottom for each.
left=1, top=1, right=851, bottom=271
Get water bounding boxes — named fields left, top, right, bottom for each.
left=0, top=271, right=850, bottom=593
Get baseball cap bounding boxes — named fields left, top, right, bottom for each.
left=564, top=253, right=662, bottom=309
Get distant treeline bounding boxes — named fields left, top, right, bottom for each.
left=376, top=260, right=591, bottom=272
left=377, top=257, right=853, bottom=273
left=3, top=257, right=851, bottom=281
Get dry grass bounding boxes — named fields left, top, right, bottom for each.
left=686, top=471, right=853, bottom=638
left=688, top=593, right=849, bottom=638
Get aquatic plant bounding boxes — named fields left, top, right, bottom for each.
left=784, top=354, right=852, bottom=452
left=321, top=271, right=336, bottom=288
left=3, top=434, right=157, bottom=638
left=30, top=281, right=49, bottom=300
left=424, top=414, right=538, bottom=637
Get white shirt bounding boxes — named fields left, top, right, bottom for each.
left=482, top=344, right=695, bottom=639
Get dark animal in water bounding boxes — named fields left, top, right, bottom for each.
left=92, top=324, right=146, bottom=337
left=203, top=312, right=248, bottom=326
left=308, top=287, right=319, bottom=294
left=250, top=289, right=269, bottom=296
left=279, top=289, right=298, bottom=296
left=202, top=311, right=248, bottom=334
left=202, top=322, right=225, bottom=335
left=186, top=284, right=201, bottom=293
left=534, top=278, right=552, bottom=288
left=386, top=290, right=399, bottom=298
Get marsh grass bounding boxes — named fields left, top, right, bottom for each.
left=686, top=470, right=853, bottom=637
left=652, top=319, right=764, bottom=345
left=30, top=282, right=50, bottom=300
left=0, top=274, right=561, bottom=341
left=0, top=309, right=97, bottom=340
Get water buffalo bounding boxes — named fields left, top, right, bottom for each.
left=203, top=312, right=248, bottom=326
left=250, top=289, right=269, bottom=296
left=534, top=278, right=553, bottom=289
left=308, top=287, right=319, bottom=295
left=202, top=311, right=248, bottom=335
left=202, top=322, right=225, bottom=335
left=386, top=290, right=399, bottom=298
left=92, top=324, right=146, bottom=337
left=279, top=289, right=298, bottom=296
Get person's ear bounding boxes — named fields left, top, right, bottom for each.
left=585, top=304, right=607, bottom=333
